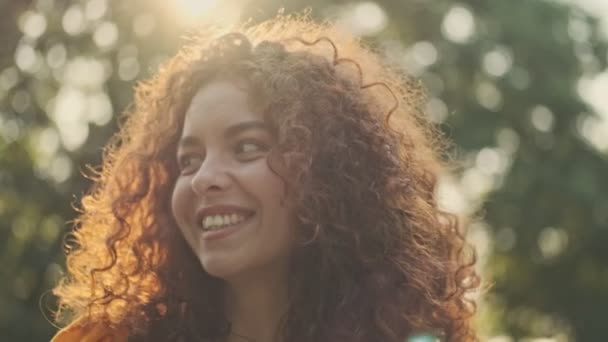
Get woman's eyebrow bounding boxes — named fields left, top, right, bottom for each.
left=177, top=136, right=199, bottom=150
left=224, top=120, right=272, bottom=138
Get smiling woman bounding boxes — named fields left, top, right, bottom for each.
left=50, top=15, right=479, bottom=342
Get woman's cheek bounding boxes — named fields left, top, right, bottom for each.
left=171, top=178, right=190, bottom=227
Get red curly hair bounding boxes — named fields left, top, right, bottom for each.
left=53, top=15, right=479, bottom=342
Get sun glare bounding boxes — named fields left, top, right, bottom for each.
left=177, top=0, right=218, bottom=13
left=171, top=0, right=242, bottom=27
left=175, top=0, right=219, bottom=22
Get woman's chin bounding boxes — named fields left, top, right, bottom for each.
left=199, top=257, right=242, bottom=280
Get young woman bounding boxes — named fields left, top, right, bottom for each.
left=51, top=16, right=479, bottom=342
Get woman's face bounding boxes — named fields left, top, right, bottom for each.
left=171, top=80, right=295, bottom=280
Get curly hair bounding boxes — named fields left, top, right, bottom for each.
left=53, top=15, right=480, bottom=342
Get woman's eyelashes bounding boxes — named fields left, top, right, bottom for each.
left=176, top=139, right=270, bottom=174
left=177, top=153, right=203, bottom=174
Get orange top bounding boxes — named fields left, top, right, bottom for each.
left=50, top=319, right=129, bottom=342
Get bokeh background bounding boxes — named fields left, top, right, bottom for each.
left=1, top=0, right=607, bottom=341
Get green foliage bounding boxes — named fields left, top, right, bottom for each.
left=1, top=0, right=606, bottom=340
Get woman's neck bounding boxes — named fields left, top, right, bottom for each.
left=223, top=266, right=290, bottom=342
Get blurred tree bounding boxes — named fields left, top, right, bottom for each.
left=1, top=0, right=606, bottom=341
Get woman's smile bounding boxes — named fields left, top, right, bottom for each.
left=199, top=213, right=254, bottom=241
left=196, top=204, right=255, bottom=230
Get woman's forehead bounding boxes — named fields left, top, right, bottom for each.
left=181, top=80, right=264, bottom=134
left=190, top=80, right=248, bottom=106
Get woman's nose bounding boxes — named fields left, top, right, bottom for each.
left=190, top=156, right=232, bottom=195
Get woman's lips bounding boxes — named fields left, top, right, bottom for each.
left=200, top=213, right=254, bottom=241
left=195, top=205, right=255, bottom=224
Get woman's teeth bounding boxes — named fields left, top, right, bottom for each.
left=201, top=213, right=248, bottom=230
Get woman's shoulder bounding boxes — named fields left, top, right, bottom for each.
left=50, top=318, right=129, bottom=342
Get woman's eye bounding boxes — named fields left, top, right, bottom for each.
left=177, top=154, right=202, bottom=173
left=235, top=140, right=268, bottom=156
